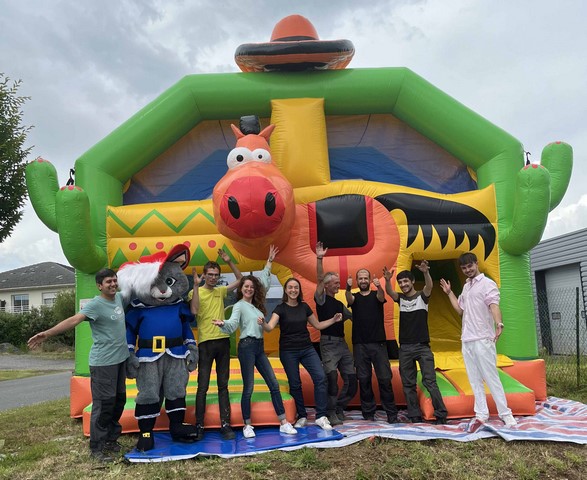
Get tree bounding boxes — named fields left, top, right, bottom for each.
left=0, top=74, right=32, bottom=243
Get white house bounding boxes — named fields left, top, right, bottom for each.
left=0, top=262, right=74, bottom=313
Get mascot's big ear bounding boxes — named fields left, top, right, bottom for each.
left=166, top=244, right=191, bottom=270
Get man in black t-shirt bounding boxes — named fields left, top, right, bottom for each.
left=315, top=242, right=357, bottom=426
left=384, top=261, right=447, bottom=424
left=346, top=268, right=398, bottom=423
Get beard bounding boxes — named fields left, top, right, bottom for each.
left=358, top=283, right=370, bottom=292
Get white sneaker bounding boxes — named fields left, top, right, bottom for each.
left=279, top=422, right=297, bottom=435
left=243, top=424, right=255, bottom=438
left=294, top=417, right=307, bottom=428
left=315, top=416, right=333, bottom=431
left=501, top=414, right=517, bottom=428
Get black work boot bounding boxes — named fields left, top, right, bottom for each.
left=194, top=423, right=205, bottom=441
left=220, top=423, right=236, bottom=440
left=90, top=449, right=114, bottom=463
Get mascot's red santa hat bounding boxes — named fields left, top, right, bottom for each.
left=117, top=244, right=190, bottom=302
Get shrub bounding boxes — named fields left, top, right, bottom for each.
left=0, top=291, right=75, bottom=348
left=0, top=311, right=26, bottom=346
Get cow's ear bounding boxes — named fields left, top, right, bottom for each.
left=231, top=124, right=245, bottom=139
left=259, top=124, right=276, bottom=141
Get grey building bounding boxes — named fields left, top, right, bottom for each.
left=530, top=228, right=587, bottom=355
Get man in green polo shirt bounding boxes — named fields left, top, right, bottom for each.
left=28, top=268, right=129, bottom=463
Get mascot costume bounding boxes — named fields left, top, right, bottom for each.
left=117, top=244, right=199, bottom=451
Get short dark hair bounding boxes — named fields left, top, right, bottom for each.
left=396, top=270, right=415, bottom=282
left=282, top=278, right=304, bottom=303
left=458, top=252, right=478, bottom=266
left=96, top=268, right=116, bottom=285
left=203, top=261, right=221, bottom=274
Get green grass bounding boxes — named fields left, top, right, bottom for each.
left=1, top=397, right=587, bottom=480
left=0, top=370, right=59, bottom=382
left=1, top=354, right=587, bottom=478
left=545, top=354, right=587, bottom=403
left=27, top=349, right=76, bottom=360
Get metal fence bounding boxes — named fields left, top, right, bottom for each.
left=536, top=287, right=587, bottom=387
left=0, top=304, right=55, bottom=314
left=0, top=305, right=31, bottom=313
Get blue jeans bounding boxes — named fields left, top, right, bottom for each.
left=238, top=337, right=286, bottom=422
left=280, top=346, right=328, bottom=419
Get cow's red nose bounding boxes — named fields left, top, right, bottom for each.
left=219, top=176, right=286, bottom=238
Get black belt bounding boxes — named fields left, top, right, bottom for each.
left=321, top=335, right=344, bottom=341
left=138, top=336, right=184, bottom=351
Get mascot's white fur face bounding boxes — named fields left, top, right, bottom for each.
left=117, top=259, right=189, bottom=306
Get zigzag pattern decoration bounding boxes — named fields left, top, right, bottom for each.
left=107, top=207, right=215, bottom=236
left=109, top=241, right=241, bottom=271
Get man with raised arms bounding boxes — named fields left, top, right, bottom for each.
left=346, top=268, right=398, bottom=423
left=384, top=261, right=447, bottom=424
left=315, top=242, right=357, bottom=425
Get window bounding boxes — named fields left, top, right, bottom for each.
left=12, top=294, right=29, bottom=313
left=42, top=292, right=58, bottom=306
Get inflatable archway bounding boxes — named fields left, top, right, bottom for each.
left=26, top=15, right=572, bottom=426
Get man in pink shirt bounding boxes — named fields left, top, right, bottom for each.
left=440, top=252, right=517, bottom=428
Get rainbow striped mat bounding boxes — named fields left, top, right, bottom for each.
left=126, top=397, right=587, bottom=462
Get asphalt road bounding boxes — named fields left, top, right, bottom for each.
left=0, top=354, right=74, bottom=412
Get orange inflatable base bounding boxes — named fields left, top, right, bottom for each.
left=70, top=358, right=546, bottom=433
left=418, top=360, right=545, bottom=420
left=502, top=359, right=547, bottom=401
left=82, top=394, right=297, bottom=436
left=300, top=361, right=406, bottom=407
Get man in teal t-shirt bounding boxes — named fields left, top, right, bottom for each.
left=28, top=268, right=129, bottom=463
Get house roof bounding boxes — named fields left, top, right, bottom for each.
left=0, top=262, right=75, bottom=290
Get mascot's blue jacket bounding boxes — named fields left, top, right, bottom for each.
left=126, top=299, right=196, bottom=361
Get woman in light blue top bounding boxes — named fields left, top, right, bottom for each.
left=213, top=247, right=297, bottom=438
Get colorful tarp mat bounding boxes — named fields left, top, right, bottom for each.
left=125, top=397, right=587, bottom=463
left=125, top=425, right=343, bottom=463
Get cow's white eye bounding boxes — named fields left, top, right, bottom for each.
left=251, top=148, right=271, bottom=164
left=227, top=147, right=253, bottom=169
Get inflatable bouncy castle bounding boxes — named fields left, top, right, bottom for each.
left=26, top=15, right=572, bottom=429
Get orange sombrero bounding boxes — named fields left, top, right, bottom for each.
left=235, top=15, right=355, bottom=73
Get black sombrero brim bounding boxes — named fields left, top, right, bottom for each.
left=235, top=39, right=355, bottom=72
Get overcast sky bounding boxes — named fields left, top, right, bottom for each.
left=1, top=0, right=585, bottom=271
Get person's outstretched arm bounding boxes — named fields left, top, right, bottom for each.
left=260, top=312, right=280, bottom=332
left=345, top=275, right=355, bottom=305
left=374, top=277, right=385, bottom=302
left=416, top=260, right=433, bottom=297
left=383, top=266, right=399, bottom=301
left=315, top=242, right=327, bottom=304
left=28, top=313, right=86, bottom=349
left=259, top=245, right=278, bottom=291
left=220, top=249, right=243, bottom=292
left=439, top=279, right=463, bottom=315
